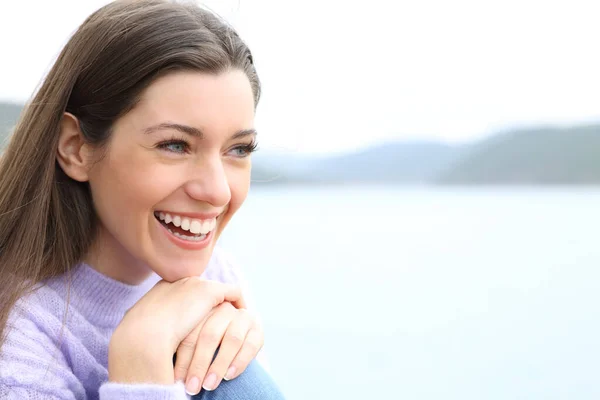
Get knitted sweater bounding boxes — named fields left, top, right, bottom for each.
left=0, top=247, right=248, bottom=399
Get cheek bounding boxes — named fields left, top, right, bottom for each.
left=228, top=164, right=251, bottom=211
left=88, top=152, right=183, bottom=230
left=218, top=164, right=251, bottom=229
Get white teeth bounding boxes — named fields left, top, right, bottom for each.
left=200, top=220, right=211, bottom=234
left=181, top=218, right=191, bottom=231
left=189, top=220, right=202, bottom=234
left=168, top=228, right=207, bottom=242
left=156, top=212, right=218, bottom=236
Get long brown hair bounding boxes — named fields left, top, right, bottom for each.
left=0, top=0, right=260, bottom=345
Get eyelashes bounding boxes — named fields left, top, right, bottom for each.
left=156, top=137, right=189, bottom=153
left=235, top=140, right=258, bottom=155
left=155, top=135, right=258, bottom=157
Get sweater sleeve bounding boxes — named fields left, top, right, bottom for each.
left=0, top=312, right=84, bottom=400
left=1, top=381, right=190, bottom=400
left=1, top=310, right=190, bottom=400
left=99, top=381, right=189, bottom=400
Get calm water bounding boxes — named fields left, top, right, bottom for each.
left=221, top=186, right=600, bottom=399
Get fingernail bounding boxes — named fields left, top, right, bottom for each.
left=185, top=376, right=200, bottom=395
left=202, top=373, right=218, bottom=391
left=224, top=366, right=237, bottom=381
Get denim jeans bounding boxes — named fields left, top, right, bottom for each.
left=192, top=360, right=285, bottom=400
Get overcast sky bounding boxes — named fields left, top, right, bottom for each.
left=1, top=0, right=599, bottom=154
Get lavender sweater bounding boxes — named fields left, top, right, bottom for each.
left=0, top=247, right=249, bottom=399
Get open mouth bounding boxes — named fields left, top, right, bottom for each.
left=154, top=211, right=217, bottom=242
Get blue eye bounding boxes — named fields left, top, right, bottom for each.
left=229, top=142, right=258, bottom=158
left=157, top=140, right=189, bottom=154
left=231, top=147, right=249, bottom=157
left=166, top=143, right=186, bottom=153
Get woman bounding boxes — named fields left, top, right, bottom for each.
left=0, top=1, right=284, bottom=399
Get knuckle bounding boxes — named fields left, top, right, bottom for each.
left=245, top=339, right=263, bottom=353
left=189, top=356, right=211, bottom=375
left=239, top=309, right=258, bottom=324
left=189, top=364, right=209, bottom=379
left=198, top=330, right=221, bottom=346
left=178, top=336, right=197, bottom=350
left=173, top=363, right=189, bottom=376
left=225, top=332, right=244, bottom=346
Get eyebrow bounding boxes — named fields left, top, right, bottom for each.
left=143, top=122, right=257, bottom=140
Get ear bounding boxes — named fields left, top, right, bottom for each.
left=56, top=113, right=92, bottom=182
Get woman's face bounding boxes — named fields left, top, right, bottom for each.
left=85, top=70, right=256, bottom=282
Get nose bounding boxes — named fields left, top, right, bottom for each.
left=183, top=156, right=231, bottom=208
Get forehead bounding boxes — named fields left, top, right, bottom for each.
left=129, top=70, right=255, bottom=134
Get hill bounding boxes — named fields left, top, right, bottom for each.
left=438, top=125, right=600, bottom=184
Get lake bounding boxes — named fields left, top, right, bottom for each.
left=220, top=186, right=600, bottom=399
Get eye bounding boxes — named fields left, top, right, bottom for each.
left=228, top=142, right=258, bottom=158
left=157, top=139, right=190, bottom=154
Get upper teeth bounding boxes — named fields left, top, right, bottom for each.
left=157, top=212, right=216, bottom=234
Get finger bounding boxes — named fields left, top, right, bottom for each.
left=173, top=280, right=242, bottom=344
left=205, top=309, right=253, bottom=388
left=224, top=288, right=246, bottom=309
left=226, top=326, right=264, bottom=381
left=174, top=301, right=221, bottom=383
left=212, top=281, right=244, bottom=308
left=174, top=317, right=206, bottom=382
left=185, top=303, right=236, bottom=395
left=200, top=281, right=246, bottom=313
left=232, top=296, right=248, bottom=309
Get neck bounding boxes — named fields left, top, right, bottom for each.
left=84, top=226, right=152, bottom=285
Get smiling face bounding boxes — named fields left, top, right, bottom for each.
left=82, top=70, right=256, bottom=283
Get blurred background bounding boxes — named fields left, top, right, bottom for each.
left=1, top=0, right=600, bottom=399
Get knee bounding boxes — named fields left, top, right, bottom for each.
left=193, top=360, right=285, bottom=400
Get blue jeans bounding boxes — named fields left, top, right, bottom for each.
left=192, top=360, right=285, bottom=400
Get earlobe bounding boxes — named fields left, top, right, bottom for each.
left=56, top=113, right=91, bottom=182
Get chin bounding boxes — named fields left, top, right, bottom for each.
left=152, top=253, right=213, bottom=282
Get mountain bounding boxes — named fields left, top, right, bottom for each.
left=251, top=142, right=464, bottom=184
left=309, top=142, right=465, bottom=183
left=255, top=125, right=600, bottom=185
left=437, top=124, right=600, bottom=184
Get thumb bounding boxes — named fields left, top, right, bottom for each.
left=220, top=283, right=245, bottom=308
